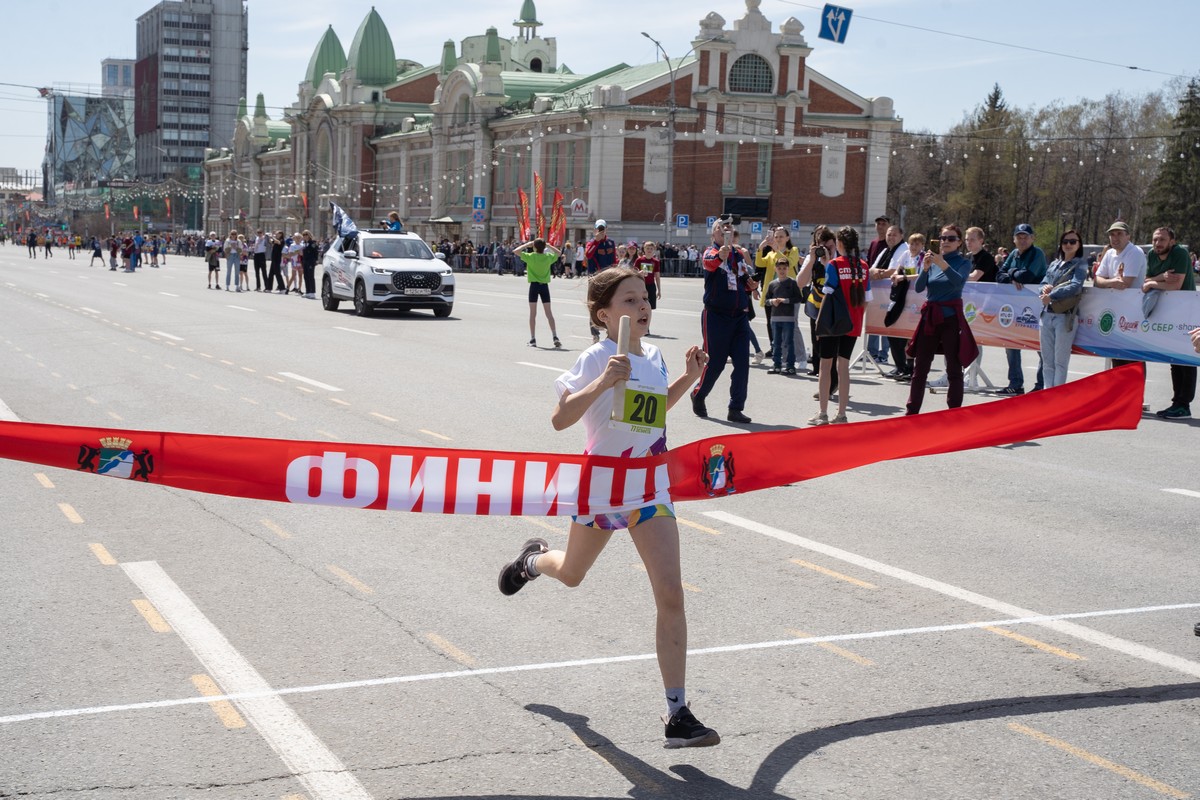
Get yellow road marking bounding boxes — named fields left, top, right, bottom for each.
left=58, top=503, right=83, bottom=524
left=296, top=386, right=315, bottom=394
left=88, top=543, right=117, bottom=566
left=84, top=396, right=98, bottom=404
left=330, top=397, right=350, bottom=406
left=213, top=384, right=230, bottom=392
left=276, top=411, right=297, bottom=421
left=425, top=632, right=478, bottom=667
left=1008, top=723, right=1189, bottom=798
left=186, top=373, right=200, bottom=380
left=419, top=429, right=453, bottom=441
left=34, top=473, right=54, bottom=489
left=677, top=517, right=721, bottom=535
left=164, top=363, right=177, bottom=369
left=131, top=598, right=172, bottom=633
left=199, top=353, right=213, bottom=359
left=106, top=411, right=123, bottom=421
left=241, top=397, right=259, bottom=405
left=66, top=383, right=78, bottom=390
left=219, top=359, right=234, bottom=365
left=190, top=674, right=247, bottom=729
left=523, top=516, right=564, bottom=534
left=241, top=366, right=256, bottom=373
left=266, top=375, right=285, bottom=383
left=260, top=519, right=292, bottom=539
left=281, top=794, right=308, bottom=800
left=789, top=558, right=878, bottom=589
left=983, top=626, right=1085, bottom=660
left=370, top=411, right=397, bottom=422
left=327, top=565, right=374, bottom=595
left=315, top=430, right=340, bottom=440
left=181, top=346, right=194, bottom=352
left=788, top=629, right=875, bottom=666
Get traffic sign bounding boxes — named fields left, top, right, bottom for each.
left=675, top=214, right=689, bottom=228
left=470, top=209, right=486, bottom=224
left=791, top=219, right=801, bottom=231
left=706, top=216, right=718, bottom=229
left=472, top=196, right=487, bottom=210
left=818, top=4, right=853, bottom=44
left=750, top=222, right=764, bottom=234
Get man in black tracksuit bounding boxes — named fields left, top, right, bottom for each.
left=691, top=218, right=757, bottom=424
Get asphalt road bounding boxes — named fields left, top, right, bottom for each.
left=0, top=247, right=1197, bottom=800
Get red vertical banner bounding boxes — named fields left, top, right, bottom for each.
left=301, top=192, right=308, bottom=213
left=133, top=206, right=139, bottom=220
left=516, top=188, right=532, bottom=241
left=533, top=172, right=545, bottom=239
left=104, top=204, right=110, bottom=220
left=547, top=189, right=565, bottom=247
left=165, top=197, right=172, bottom=218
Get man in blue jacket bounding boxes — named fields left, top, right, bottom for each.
left=690, top=217, right=758, bottom=424
left=995, top=223, right=1046, bottom=395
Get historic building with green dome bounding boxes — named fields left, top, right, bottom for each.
left=203, top=0, right=899, bottom=246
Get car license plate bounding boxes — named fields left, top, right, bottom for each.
left=404, top=288, right=432, bottom=295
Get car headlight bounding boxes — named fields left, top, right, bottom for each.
left=371, top=267, right=392, bottom=275
left=438, top=267, right=452, bottom=276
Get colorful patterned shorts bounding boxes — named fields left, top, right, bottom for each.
left=574, top=502, right=675, bottom=531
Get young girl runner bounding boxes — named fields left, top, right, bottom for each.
left=498, top=267, right=719, bottom=749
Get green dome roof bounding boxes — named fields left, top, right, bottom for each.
left=253, top=92, right=267, bottom=119
left=236, top=96, right=247, bottom=119
left=347, top=7, right=397, bottom=86
left=306, top=25, right=347, bottom=85
left=518, top=0, right=538, bottom=23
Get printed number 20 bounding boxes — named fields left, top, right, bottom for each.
left=630, top=393, right=659, bottom=425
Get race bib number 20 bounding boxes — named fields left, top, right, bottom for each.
left=610, top=379, right=667, bottom=435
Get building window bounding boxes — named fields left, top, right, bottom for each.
left=546, top=142, right=558, bottom=189
left=729, top=54, right=773, bottom=94
left=566, top=142, right=575, bottom=188
left=582, top=141, right=590, bottom=186
left=756, top=144, right=771, bottom=193
left=722, top=142, right=738, bottom=193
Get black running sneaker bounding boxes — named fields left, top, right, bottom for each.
left=662, top=705, right=720, bottom=749
left=498, top=538, right=549, bottom=596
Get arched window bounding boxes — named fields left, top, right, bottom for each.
left=457, top=95, right=470, bottom=124
left=729, top=54, right=773, bottom=94
left=529, top=57, right=543, bottom=73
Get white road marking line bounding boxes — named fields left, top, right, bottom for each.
left=0, top=397, right=18, bottom=421
left=112, top=282, right=126, bottom=287
left=517, top=361, right=563, bottom=372
left=455, top=301, right=491, bottom=307
left=333, top=327, right=380, bottom=336
left=3, top=601, right=1195, bottom=727
left=705, top=511, right=1200, bottom=680
left=34, top=292, right=48, bottom=298
left=120, top=562, right=373, bottom=800
left=226, top=305, right=255, bottom=312
left=369, top=412, right=397, bottom=422
left=278, top=372, right=343, bottom=392
left=79, top=307, right=100, bottom=314
left=1163, top=488, right=1200, bottom=499
left=151, top=331, right=183, bottom=341
left=158, top=292, right=179, bottom=298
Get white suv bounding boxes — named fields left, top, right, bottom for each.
left=321, top=230, right=454, bottom=317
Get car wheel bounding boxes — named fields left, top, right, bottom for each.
left=353, top=281, right=374, bottom=317
left=321, top=277, right=340, bottom=311
left=433, top=305, right=452, bottom=318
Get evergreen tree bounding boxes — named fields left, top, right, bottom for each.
left=1148, top=78, right=1200, bottom=248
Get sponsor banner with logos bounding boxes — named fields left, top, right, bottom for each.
left=865, top=281, right=1200, bottom=366
left=0, top=368, right=1141, bottom=515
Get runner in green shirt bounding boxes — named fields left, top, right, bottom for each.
left=514, top=238, right=563, bottom=348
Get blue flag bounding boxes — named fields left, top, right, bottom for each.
left=330, top=202, right=359, bottom=238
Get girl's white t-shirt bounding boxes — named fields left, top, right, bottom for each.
left=555, top=339, right=669, bottom=460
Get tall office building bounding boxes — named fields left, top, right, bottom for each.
left=134, top=0, right=247, bottom=180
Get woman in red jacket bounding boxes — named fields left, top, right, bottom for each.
left=809, top=226, right=868, bottom=426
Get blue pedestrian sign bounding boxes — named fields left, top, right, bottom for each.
left=790, top=219, right=801, bottom=231
left=472, top=196, right=487, bottom=210
left=818, top=4, right=853, bottom=44
left=675, top=214, right=689, bottom=228
left=750, top=222, right=764, bottom=234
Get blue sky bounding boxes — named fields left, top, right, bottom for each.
left=1, top=0, right=1194, bottom=174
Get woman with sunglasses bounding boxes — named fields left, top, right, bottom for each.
left=1037, top=229, right=1087, bottom=388
left=904, top=224, right=977, bottom=415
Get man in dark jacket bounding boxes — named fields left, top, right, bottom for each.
left=995, top=223, right=1046, bottom=395
left=690, top=217, right=758, bottom=424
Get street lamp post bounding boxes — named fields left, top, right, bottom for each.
left=641, top=33, right=717, bottom=247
